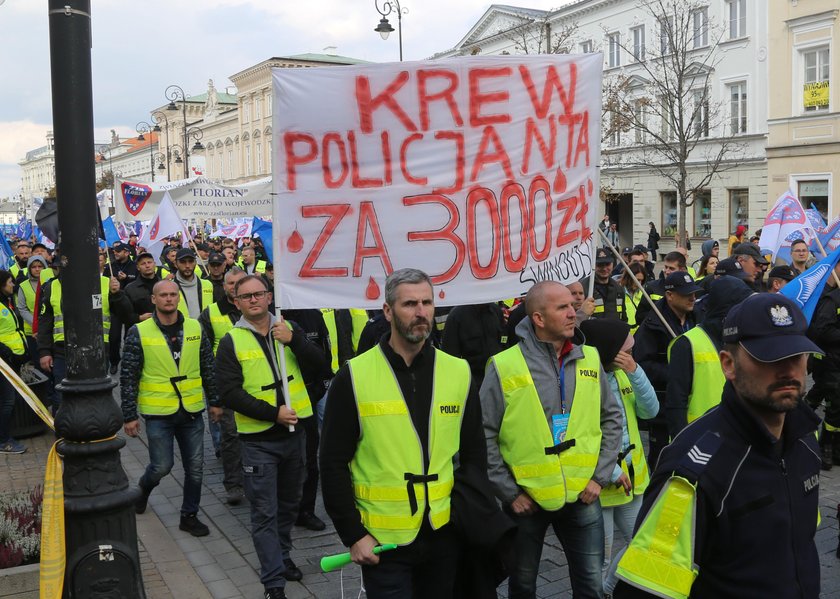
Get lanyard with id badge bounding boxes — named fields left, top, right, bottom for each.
left=551, top=357, right=570, bottom=446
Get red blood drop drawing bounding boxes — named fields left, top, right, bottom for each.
left=438, top=290, right=446, bottom=299
left=365, top=276, right=381, bottom=300
left=287, top=229, right=303, bottom=253
left=553, top=168, right=567, bottom=194
left=587, top=179, right=594, bottom=196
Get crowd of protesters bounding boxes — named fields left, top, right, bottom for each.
left=0, top=217, right=831, bottom=599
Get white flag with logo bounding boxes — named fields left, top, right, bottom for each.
left=139, top=192, right=190, bottom=264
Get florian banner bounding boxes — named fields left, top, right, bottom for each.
left=272, top=54, right=602, bottom=309
left=114, top=176, right=273, bottom=221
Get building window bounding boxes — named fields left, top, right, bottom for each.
left=608, top=33, right=621, bottom=68
left=660, top=95, right=675, bottom=140
left=255, top=98, right=262, bottom=120
left=609, top=112, right=621, bottom=147
left=693, top=190, right=712, bottom=238
left=266, top=94, right=272, bottom=116
left=631, top=26, right=645, bottom=62
left=661, top=191, right=678, bottom=237
left=803, top=47, right=830, bottom=112
left=217, top=154, right=223, bottom=179
left=659, top=16, right=673, bottom=54
left=693, top=7, right=708, bottom=48
left=798, top=180, right=829, bottom=220
left=728, top=82, right=747, bottom=135
left=257, top=142, right=263, bottom=173
left=634, top=99, right=646, bottom=143
left=580, top=40, right=593, bottom=54
left=727, top=0, right=746, bottom=39
left=243, top=101, right=251, bottom=123
left=729, top=188, right=748, bottom=232
left=245, top=145, right=252, bottom=176
left=228, top=150, right=234, bottom=178
left=692, top=88, right=709, bottom=137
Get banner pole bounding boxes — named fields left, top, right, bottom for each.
left=596, top=227, right=677, bottom=339
left=269, top=192, right=294, bottom=432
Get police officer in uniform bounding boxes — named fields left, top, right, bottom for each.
left=587, top=248, right=626, bottom=321
left=320, top=268, right=484, bottom=599
left=614, top=293, right=822, bottom=599
left=481, top=281, right=622, bottom=599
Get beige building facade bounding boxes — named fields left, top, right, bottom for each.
left=767, top=4, right=839, bottom=221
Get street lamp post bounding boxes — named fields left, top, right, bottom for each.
left=151, top=110, right=171, bottom=182
left=135, top=121, right=156, bottom=182
left=164, top=85, right=205, bottom=179
left=374, top=0, right=407, bottom=61
left=47, top=1, right=145, bottom=596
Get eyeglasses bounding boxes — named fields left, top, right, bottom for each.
left=236, top=290, right=267, bottom=301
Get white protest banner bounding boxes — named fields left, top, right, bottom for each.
left=273, top=54, right=601, bottom=309
left=114, top=176, right=273, bottom=222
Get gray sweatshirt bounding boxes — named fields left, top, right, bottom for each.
left=479, top=316, right=622, bottom=504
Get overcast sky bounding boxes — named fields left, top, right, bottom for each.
left=0, top=0, right=568, bottom=201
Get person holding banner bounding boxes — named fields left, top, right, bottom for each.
left=320, top=268, right=484, bottom=599
left=216, top=274, right=330, bottom=596
left=120, top=280, right=218, bottom=537
left=0, top=269, right=30, bottom=454
left=481, top=281, right=622, bottom=599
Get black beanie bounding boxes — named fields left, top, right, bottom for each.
left=579, top=319, right=631, bottom=366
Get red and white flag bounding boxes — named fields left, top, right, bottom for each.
left=140, top=192, right=190, bottom=264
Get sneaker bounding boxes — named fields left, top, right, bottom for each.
left=264, top=588, right=286, bottom=599
left=295, top=512, right=326, bottom=531
left=179, top=513, right=210, bottom=537
left=0, top=439, right=26, bottom=454
left=282, top=558, right=302, bottom=582
left=135, top=486, right=151, bottom=514
left=226, top=487, right=244, bottom=506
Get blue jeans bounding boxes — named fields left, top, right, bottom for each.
left=139, top=409, right=205, bottom=515
left=48, top=355, right=67, bottom=410
left=508, top=500, right=605, bottom=599
left=602, top=496, right=642, bottom=593
left=0, top=375, right=15, bottom=443
left=241, top=434, right=306, bottom=590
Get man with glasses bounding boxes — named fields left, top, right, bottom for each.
left=216, top=275, right=329, bottom=598
left=789, top=239, right=813, bottom=276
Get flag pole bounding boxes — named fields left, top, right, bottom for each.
left=269, top=192, right=294, bottom=432
left=596, top=227, right=677, bottom=339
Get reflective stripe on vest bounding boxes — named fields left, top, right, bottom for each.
left=49, top=278, right=111, bottom=343
left=667, top=327, right=724, bottom=423
left=228, top=325, right=312, bottom=433
left=493, top=344, right=602, bottom=509
left=136, top=318, right=204, bottom=416
left=208, top=302, right=233, bottom=355
left=625, top=290, right=642, bottom=331
left=0, top=304, right=26, bottom=356
left=616, top=476, right=699, bottom=599
left=348, top=346, right=469, bottom=545
left=599, top=370, right=650, bottom=507
left=177, top=278, right=214, bottom=318
left=20, top=281, right=37, bottom=336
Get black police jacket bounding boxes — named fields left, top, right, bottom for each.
left=615, top=382, right=821, bottom=599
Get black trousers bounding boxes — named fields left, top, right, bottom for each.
left=109, top=312, right=124, bottom=366
left=298, top=414, right=319, bottom=514
left=361, top=523, right=459, bottom=599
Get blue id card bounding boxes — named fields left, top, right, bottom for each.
left=552, top=414, right=570, bottom=445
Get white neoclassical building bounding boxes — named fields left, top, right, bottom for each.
left=435, top=1, right=770, bottom=254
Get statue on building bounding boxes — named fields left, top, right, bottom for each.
left=110, top=129, right=119, bottom=146
left=206, top=79, right=219, bottom=113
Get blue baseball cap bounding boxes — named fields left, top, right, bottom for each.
left=722, top=294, right=823, bottom=362
left=663, top=271, right=702, bottom=295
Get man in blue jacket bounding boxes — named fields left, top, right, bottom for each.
left=615, top=293, right=822, bottom=599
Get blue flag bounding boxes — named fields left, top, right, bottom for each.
left=780, top=244, right=840, bottom=323
left=252, top=217, right=273, bottom=264
left=0, top=233, right=13, bottom=269
left=102, top=216, right=122, bottom=246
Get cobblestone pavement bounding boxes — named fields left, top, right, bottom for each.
left=3, top=392, right=840, bottom=597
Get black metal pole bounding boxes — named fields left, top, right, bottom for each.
left=182, top=101, right=189, bottom=178
left=47, top=2, right=145, bottom=597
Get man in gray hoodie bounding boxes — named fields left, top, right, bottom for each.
left=481, top=281, right=622, bottom=599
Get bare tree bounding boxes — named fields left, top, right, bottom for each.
left=496, top=10, right=578, bottom=55
left=602, top=0, right=746, bottom=247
